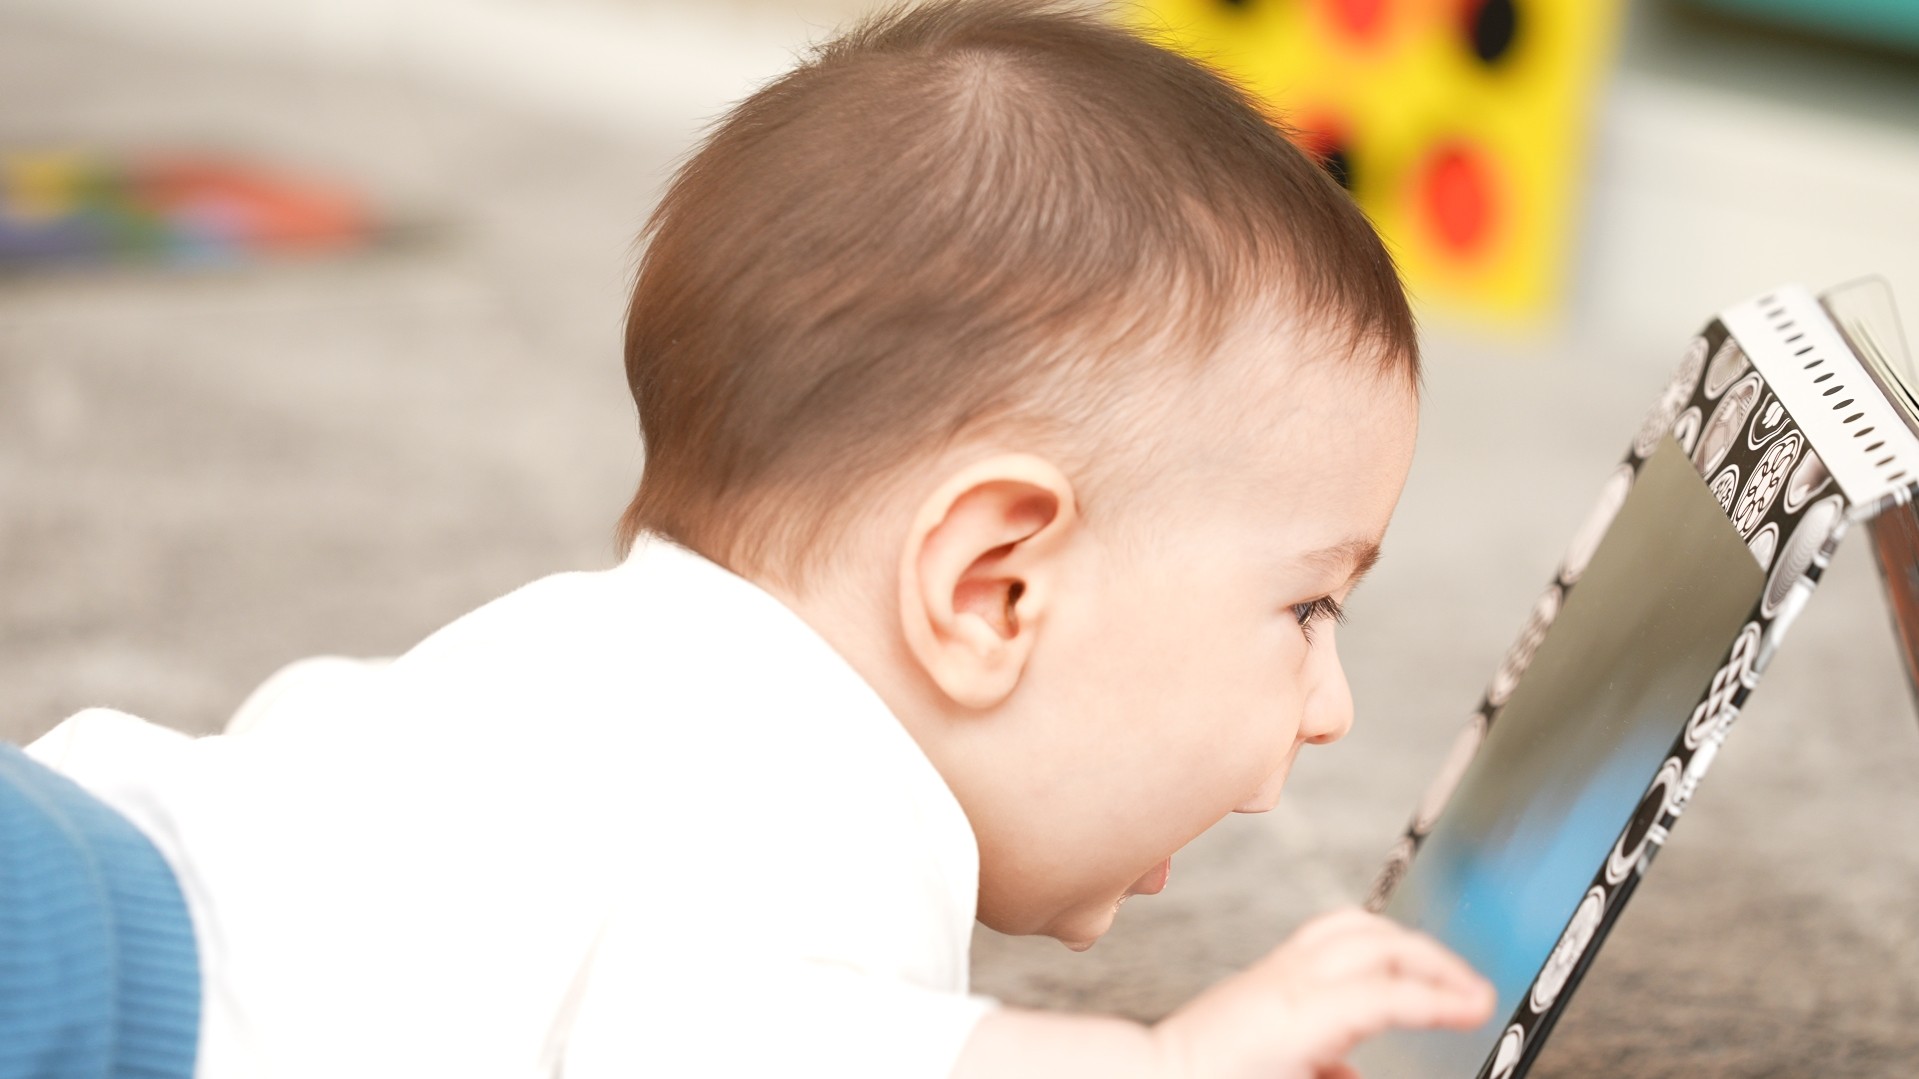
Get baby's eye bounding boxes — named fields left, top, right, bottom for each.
left=1291, top=596, right=1346, bottom=645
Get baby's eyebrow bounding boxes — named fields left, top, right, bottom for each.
left=1302, top=538, right=1383, bottom=586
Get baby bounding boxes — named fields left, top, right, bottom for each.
left=14, top=1, right=1492, bottom=1076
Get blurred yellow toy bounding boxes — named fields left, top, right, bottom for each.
left=1129, top=0, right=1623, bottom=325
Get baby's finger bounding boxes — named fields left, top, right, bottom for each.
left=1311, top=926, right=1490, bottom=997
left=1298, top=977, right=1497, bottom=1055
left=1287, top=907, right=1386, bottom=949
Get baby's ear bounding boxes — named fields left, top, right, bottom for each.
left=898, top=454, right=1078, bottom=710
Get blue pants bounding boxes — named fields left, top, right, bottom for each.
left=0, top=744, right=199, bottom=1079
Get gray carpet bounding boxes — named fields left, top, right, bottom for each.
left=3, top=17, right=1915, bottom=1076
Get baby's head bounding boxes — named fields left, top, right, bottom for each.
left=619, top=0, right=1419, bottom=949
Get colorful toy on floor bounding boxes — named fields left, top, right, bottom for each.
left=1129, top=0, right=1625, bottom=325
left=0, top=149, right=379, bottom=271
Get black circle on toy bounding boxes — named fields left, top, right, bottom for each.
left=1322, top=146, right=1354, bottom=190
left=1616, top=778, right=1666, bottom=871
left=1467, top=0, right=1519, bottom=65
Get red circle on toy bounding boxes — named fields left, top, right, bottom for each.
left=1293, top=112, right=1345, bottom=161
left=1293, top=111, right=1357, bottom=190
left=1323, top=0, right=1389, bottom=43
left=1418, top=142, right=1496, bottom=257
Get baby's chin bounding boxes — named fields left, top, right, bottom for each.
left=1046, top=856, right=1179, bottom=949
left=1049, top=896, right=1129, bottom=952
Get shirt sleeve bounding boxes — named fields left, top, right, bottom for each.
left=559, top=946, right=997, bottom=1079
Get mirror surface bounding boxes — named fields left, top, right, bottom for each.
left=1353, top=438, right=1764, bottom=1077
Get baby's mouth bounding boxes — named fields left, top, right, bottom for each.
left=1121, top=857, right=1172, bottom=901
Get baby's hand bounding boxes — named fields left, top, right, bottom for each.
left=1151, top=908, right=1496, bottom=1079
left=951, top=908, right=1492, bottom=1079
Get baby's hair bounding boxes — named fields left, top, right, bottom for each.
left=618, top=0, right=1417, bottom=584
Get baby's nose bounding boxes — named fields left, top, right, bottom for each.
left=1301, top=667, right=1356, bottom=745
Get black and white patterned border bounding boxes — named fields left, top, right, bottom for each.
left=1365, top=298, right=1866, bottom=1079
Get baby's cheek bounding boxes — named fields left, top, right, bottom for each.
left=1233, top=688, right=1307, bottom=776
left=1165, top=736, right=1268, bottom=816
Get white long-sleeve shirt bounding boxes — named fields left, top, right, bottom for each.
left=29, top=538, right=995, bottom=1078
